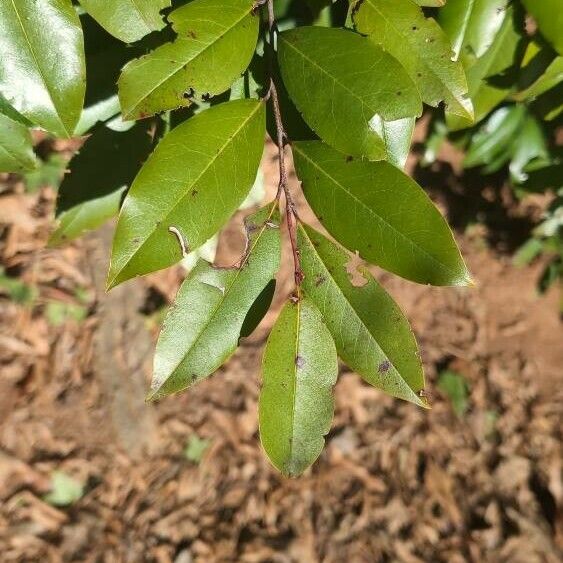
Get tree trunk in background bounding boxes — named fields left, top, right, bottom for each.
left=85, top=224, right=157, bottom=459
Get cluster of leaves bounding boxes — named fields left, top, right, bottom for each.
left=421, top=0, right=563, bottom=295
left=0, top=0, right=489, bottom=476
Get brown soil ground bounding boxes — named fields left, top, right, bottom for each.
left=0, top=142, right=562, bottom=562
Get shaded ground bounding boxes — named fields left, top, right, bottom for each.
left=0, top=144, right=562, bottom=562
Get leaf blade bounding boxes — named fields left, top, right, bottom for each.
left=118, top=0, right=259, bottom=120
left=352, top=0, right=473, bottom=121
left=0, top=0, right=86, bottom=137
left=293, top=141, right=470, bottom=286
left=299, top=225, right=427, bottom=407
left=79, top=0, right=171, bottom=43
left=149, top=205, right=281, bottom=400
left=278, top=26, right=422, bottom=160
left=50, top=121, right=157, bottom=246
left=0, top=113, right=38, bottom=173
left=108, top=99, right=266, bottom=287
left=259, top=297, right=338, bottom=477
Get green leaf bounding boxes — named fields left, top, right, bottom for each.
left=278, top=26, right=422, bottom=160
left=50, top=122, right=156, bottom=246
left=299, top=225, right=427, bottom=406
left=75, top=15, right=144, bottom=135
left=446, top=4, right=523, bottom=130
left=438, top=0, right=508, bottom=64
left=293, top=141, right=470, bottom=286
left=259, top=297, right=338, bottom=477
left=514, top=238, right=543, bottom=267
left=118, top=0, right=260, bottom=120
left=148, top=205, right=281, bottom=400
left=352, top=0, right=473, bottom=121
left=23, top=154, right=66, bottom=193
left=184, top=434, right=211, bottom=463
left=514, top=56, right=563, bottom=102
left=0, top=94, right=32, bottom=127
left=369, top=116, right=415, bottom=169
left=0, top=114, right=38, bottom=173
left=437, top=370, right=469, bottom=417
left=522, top=0, right=563, bottom=55
left=0, top=0, right=86, bottom=137
left=45, top=301, right=88, bottom=326
left=463, top=105, right=526, bottom=168
left=0, top=268, right=38, bottom=306
left=79, top=0, right=171, bottom=43
left=108, top=99, right=265, bottom=288
left=414, top=0, right=446, bottom=6
left=240, top=279, right=276, bottom=339
left=43, top=471, right=84, bottom=507
left=509, top=116, right=549, bottom=184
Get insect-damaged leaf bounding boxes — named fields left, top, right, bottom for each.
left=0, top=0, right=86, bottom=138
left=107, top=99, right=265, bottom=288
left=148, top=205, right=281, bottom=400
left=299, top=225, right=427, bottom=407
left=259, top=297, right=338, bottom=477
left=278, top=26, right=422, bottom=161
left=352, top=0, right=473, bottom=122
left=293, top=141, right=470, bottom=286
left=118, top=0, right=259, bottom=120
left=0, top=114, right=38, bottom=174
left=79, top=0, right=171, bottom=44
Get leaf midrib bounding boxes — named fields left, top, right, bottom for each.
left=280, top=32, right=386, bottom=117
left=109, top=101, right=263, bottom=286
left=300, top=227, right=423, bottom=404
left=124, top=8, right=252, bottom=115
left=127, top=0, right=158, bottom=34
left=288, top=297, right=301, bottom=474
left=293, top=145, right=460, bottom=280
left=8, top=0, right=69, bottom=136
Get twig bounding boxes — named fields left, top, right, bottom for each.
left=259, top=0, right=304, bottom=286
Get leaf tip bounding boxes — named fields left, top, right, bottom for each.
left=145, top=388, right=159, bottom=403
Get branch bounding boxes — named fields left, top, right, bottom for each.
left=259, top=0, right=304, bottom=286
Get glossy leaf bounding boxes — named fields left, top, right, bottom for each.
left=149, top=205, right=281, bottom=400
left=79, top=0, right=171, bottom=43
left=463, top=105, right=526, bottom=168
left=514, top=57, right=563, bottom=103
left=446, top=4, right=523, bottom=130
left=118, top=0, right=260, bottom=120
left=439, top=0, right=508, bottom=63
left=509, top=116, right=549, bottom=184
left=299, top=225, right=427, bottom=406
left=369, top=116, right=415, bottom=169
left=293, top=141, right=470, bottom=286
left=352, top=0, right=473, bottom=121
left=522, top=0, right=563, bottom=55
left=278, top=26, right=422, bottom=160
left=259, top=297, right=338, bottom=476
left=50, top=122, right=157, bottom=246
left=75, top=15, right=143, bottom=135
left=0, top=114, right=38, bottom=173
left=108, top=99, right=266, bottom=288
left=0, top=0, right=86, bottom=137
left=414, top=0, right=446, bottom=6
